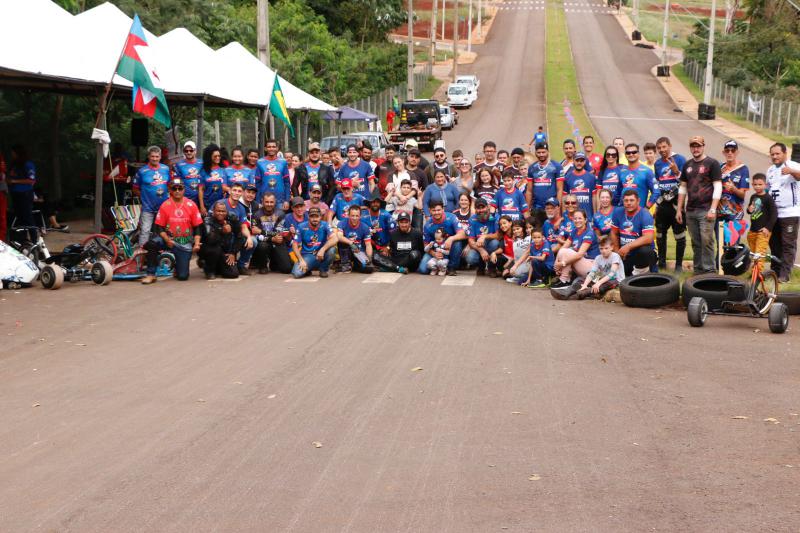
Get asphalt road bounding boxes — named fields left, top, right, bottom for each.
left=565, top=2, right=766, bottom=171
left=2, top=4, right=800, bottom=532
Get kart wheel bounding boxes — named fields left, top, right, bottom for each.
left=40, top=265, right=64, bottom=290
left=768, top=302, right=789, bottom=334
left=687, top=296, right=707, bottom=327
left=81, top=234, right=118, bottom=264
left=91, top=260, right=114, bottom=286
left=158, top=252, right=176, bottom=272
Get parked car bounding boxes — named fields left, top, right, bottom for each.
left=320, top=135, right=360, bottom=155
left=349, top=131, right=392, bottom=158
left=455, top=74, right=480, bottom=93
left=439, top=105, right=456, bottom=129
left=447, top=83, right=475, bottom=108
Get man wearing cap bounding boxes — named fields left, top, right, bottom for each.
left=426, top=147, right=456, bottom=182
left=404, top=148, right=429, bottom=190
left=133, top=145, right=172, bottom=248
left=173, top=141, right=203, bottom=204
left=542, top=197, right=568, bottom=254
left=465, top=197, right=500, bottom=275
left=718, top=140, right=750, bottom=245
left=337, top=204, right=374, bottom=273
left=766, top=142, right=800, bottom=282
left=336, top=144, right=375, bottom=197
left=304, top=184, right=329, bottom=217
left=251, top=192, right=293, bottom=274
left=291, top=206, right=337, bottom=278
left=281, top=196, right=309, bottom=238
left=328, top=178, right=366, bottom=225
left=373, top=211, right=424, bottom=273
left=364, top=190, right=395, bottom=254
left=561, top=152, right=597, bottom=217
left=293, top=142, right=334, bottom=200
left=256, top=138, right=291, bottom=212
left=507, top=147, right=528, bottom=189
left=141, top=178, right=203, bottom=284
left=403, top=139, right=430, bottom=169
left=235, top=183, right=261, bottom=274
left=526, top=142, right=563, bottom=216
left=676, top=136, right=723, bottom=274
left=418, top=200, right=465, bottom=275
left=616, top=143, right=659, bottom=208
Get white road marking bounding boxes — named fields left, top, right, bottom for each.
left=441, top=274, right=476, bottom=287
left=363, top=272, right=403, bottom=284
left=589, top=115, right=695, bottom=123
left=285, top=276, right=321, bottom=283
left=207, top=277, right=243, bottom=282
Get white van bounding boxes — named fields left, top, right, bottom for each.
left=455, top=75, right=479, bottom=98
left=447, top=83, right=475, bottom=108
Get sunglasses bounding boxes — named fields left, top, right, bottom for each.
left=625, top=150, right=638, bottom=155
left=184, top=148, right=195, bottom=153
left=564, top=201, right=577, bottom=205
left=170, top=186, right=184, bottom=191
left=606, top=153, right=618, bottom=158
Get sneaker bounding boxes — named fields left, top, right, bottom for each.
left=319, top=271, right=329, bottom=278
left=475, top=268, right=486, bottom=277
left=438, top=271, right=445, bottom=276
left=430, top=270, right=438, bottom=276
left=530, top=280, right=547, bottom=288
left=550, top=279, right=568, bottom=288
left=397, top=266, right=408, bottom=274
left=632, top=266, right=649, bottom=276
left=237, top=266, right=251, bottom=276
left=779, top=276, right=790, bottom=283
left=140, top=275, right=157, bottom=285
left=49, top=224, right=70, bottom=233
left=205, top=273, right=216, bottom=280
left=258, top=268, right=269, bottom=275
left=505, top=277, right=517, bottom=283
left=340, top=264, right=352, bottom=273
left=446, top=269, right=456, bottom=276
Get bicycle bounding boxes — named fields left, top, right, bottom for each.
left=687, top=245, right=788, bottom=334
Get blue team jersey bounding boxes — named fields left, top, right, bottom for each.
left=719, top=164, right=750, bottom=220
left=593, top=207, right=614, bottom=236
left=363, top=209, right=395, bottom=247
left=8, top=161, right=36, bottom=192
left=281, top=212, right=309, bottom=236
left=224, top=165, right=255, bottom=189
left=294, top=221, right=331, bottom=254
left=653, top=154, right=687, bottom=193
left=568, top=226, right=599, bottom=259
left=256, top=157, right=291, bottom=204
left=617, top=164, right=658, bottom=207
left=527, top=160, right=563, bottom=209
left=329, top=193, right=366, bottom=220
left=134, top=163, right=170, bottom=213
left=611, top=206, right=655, bottom=247
left=562, top=170, right=597, bottom=217
left=533, top=132, right=547, bottom=145
left=494, top=187, right=529, bottom=220
left=543, top=217, right=570, bottom=246
left=216, top=198, right=248, bottom=225
left=529, top=240, right=555, bottom=269
left=336, top=160, right=374, bottom=197
left=201, top=166, right=226, bottom=208
left=339, top=220, right=373, bottom=251
left=174, top=159, right=203, bottom=202
left=423, top=212, right=461, bottom=244
left=598, top=165, right=627, bottom=207
left=468, top=213, right=498, bottom=239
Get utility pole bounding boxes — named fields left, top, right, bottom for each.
left=632, top=0, right=639, bottom=28
left=660, top=0, right=669, bottom=69
left=477, top=0, right=482, bottom=37
left=452, top=0, right=459, bottom=81
left=407, top=0, right=415, bottom=100
left=257, top=0, right=273, bottom=147
left=468, top=0, right=473, bottom=53
left=429, top=0, right=437, bottom=71
left=702, top=0, right=716, bottom=105
left=441, top=0, right=446, bottom=44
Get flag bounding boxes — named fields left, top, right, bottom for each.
left=269, top=75, right=294, bottom=137
left=116, top=14, right=171, bottom=128
left=747, top=95, right=763, bottom=117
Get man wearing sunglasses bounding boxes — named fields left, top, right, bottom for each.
left=616, top=143, right=659, bottom=208
left=173, top=141, right=203, bottom=204
left=718, top=140, right=750, bottom=246
left=142, top=178, right=202, bottom=284
left=676, top=136, right=722, bottom=274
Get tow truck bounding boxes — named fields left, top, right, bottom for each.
left=387, top=99, right=442, bottom=152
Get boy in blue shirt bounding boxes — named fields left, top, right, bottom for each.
left=524, top=227, right=554, bottom=288
left=495, top=171, right=529, bottom=220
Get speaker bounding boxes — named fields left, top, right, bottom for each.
left=656, top=65, right=670, bottom=77
left=698, top=103, right=716, bottom=121
left=631, top=30, right=642, bottom=41
left=131, top=118, right=149, bottom=147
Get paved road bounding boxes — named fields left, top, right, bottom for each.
left=442, top=2, right=546, bottom=158
left=566, top=2, right=766, bottom=171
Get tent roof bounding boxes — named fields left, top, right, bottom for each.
left=322, top=105, right=378, bottom=121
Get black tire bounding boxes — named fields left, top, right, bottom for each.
left=776, top=292, right=800, bottom=315
left=687, top=297, right=708, bottom=327
left=682, top=274, right=743, bottom=310
left=40, top=265, right=64, bottom=290
left=619, top=273, right=680, bottom=308
left=768, top=302, right=789, bottom=334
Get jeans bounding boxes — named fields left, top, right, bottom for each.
left=238, top=237, right=256, bottom=268
left=465, top=239, right=500, bottom=269
left=144, top=236, right=192, bottom=279
left=530, top=259, right=554, bottom=281
left=138, top=210, right=157, bottom=247
left=622, top=246, right=657, bottom=277
left=291, top=248, right=335, bottom=278
left=372, top=250, right=422, bottom=272
left=511, top=262, right=530, bottom=284
left=417, top=239, right=464, bottom=274
left=769, top=216, right=799, bottom=280
left=685, top=209, right=717, bottom=274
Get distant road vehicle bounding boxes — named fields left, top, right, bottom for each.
left=320, top=135, right=360, bottom=155
left=387, top=99, right=443, bottom=151
left=447, top=83, right=475, bottom=108
left=349, top=131, right=392, bottom=158
left=455, top=74, right=480, bottom=97
left=439, top=105, right=456, bottom=129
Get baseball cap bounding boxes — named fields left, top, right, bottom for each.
left=689, top=135, right=705, bottom=146
left=169, top=178, right=184, bottom=188
left=511, top=147, right=525, bottom=156
left=290, top=196, right=305, bottom=207
left=308, top=142, right=321, bottom=151
left=407, top=148, right=422, bottom=157
left=310, top=183, right=322, bottom=192
left=574, top=152, right=587, bottom=160
left=397, top=212, right=411, bottom=222
left=404, top=139, right=419, bottom=148
left=534, top=142, right=549, bottom=151
left=434, top=147, right=446, bottom=154
left=724, top=140, right=738, bottom=150
left=474, top=197, right=488, bottom=208
left=183, top=140, right=196, bottom=150
left=340, top=178, right=353, bottom=189
left=544, top=196, right=559, bottom=207
left=245, top=183, right=258, bottom=191
left=308, top=206, right=321, bottom=216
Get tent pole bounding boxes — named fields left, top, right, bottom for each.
left=196, top=97, right=205, bottom=151
left=94, top=93, right=106, bottom=233
left=258, top=108, right=267, bottom=156
left=303, top=110, right=311, bottom=154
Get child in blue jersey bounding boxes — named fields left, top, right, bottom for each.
left=257, top=139, right=291, bottom=210
left=561, top=152, right=596, bottom=217
left=524, top=227, right=555, bottom=287
left=174, top=143, right=203, bottom=203
left=494, top=171, right=529, bottom=220
left=576, top=235, right=625, bottom=299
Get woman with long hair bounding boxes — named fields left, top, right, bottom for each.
left=199, top=144, right=225, bottom=216
left=598, top=146, right=627, bottom=207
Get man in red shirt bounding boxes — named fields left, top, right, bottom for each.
left=142, top=178, right=203, bottom=284
left=582, top=135, right=603, bottom=175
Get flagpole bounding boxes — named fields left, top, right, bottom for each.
left=95, top=23, right=133, bottom=129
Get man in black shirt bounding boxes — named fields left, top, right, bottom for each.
left=372, top=212, right=424, bottom=273
left=250, top=192, right=293, bottom=274
left=676, top=136, right=722, bottom=274
left=200, top=201, right=244, bottom=280
left=405, top=149, right=429, bottom=190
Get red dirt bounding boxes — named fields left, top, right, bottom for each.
left=393, top=19, right=471, bottom=41
left=645, top=3, right=745, bottom=18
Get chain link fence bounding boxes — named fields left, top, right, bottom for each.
left=684, top=59, right=800, bottom=138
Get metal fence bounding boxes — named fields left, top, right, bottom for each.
left=684, top=59, right=800, bottom=138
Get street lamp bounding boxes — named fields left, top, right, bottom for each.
left=699, top=0, right=717, bottom=119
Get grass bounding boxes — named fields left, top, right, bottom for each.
left=634, top=0, right=727, bottom=49
left=672, top=64, right=794, bottom=146
left=544, top=0, right=601, bottom=147
left=417, top=76, right=444, bottom=100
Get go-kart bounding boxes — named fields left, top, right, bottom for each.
left=0, top=240, right=39, bottom=289
left=39, top=241, right=114, bottom=290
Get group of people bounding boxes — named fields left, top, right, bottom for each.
left=38, top=129, right=798, bottom=290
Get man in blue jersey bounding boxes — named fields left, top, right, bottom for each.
left=337, top=204, right=375, bottom=273
left=718, top=140, right=750, bottom=245
left=611, top=189, right=657, bottom=276
left=291, top=206, right=337, bottom=278
left=526, top=142, right=563, bottom=218
left=327, top=178, right=366, bottom=225
left=465, top=197, right=500, bottom=274
left=653, top=136, right=687, bottom=271
left=418, top=200, right=466, bottom=275
left=363, top=191, right=395, bottom=254
left=215, top=183, right=253, bottom=275
left=256, top=139, right=291, bottom=212
left=173, top=141, right=203, bottom=203
left=561, top=152, right=596, bottom=217
left=133, top=145, right=171, bottom=247
left=617, top=143, right=659, bottom=208
left=336, top=144, right=375, bottom=197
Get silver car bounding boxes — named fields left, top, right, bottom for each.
left=439, top=105, right=456, bottom=130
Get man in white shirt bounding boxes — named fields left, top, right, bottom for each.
left=766, top=142, right=800, bottom=282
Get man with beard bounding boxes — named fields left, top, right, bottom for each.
left=256, top=139, right=291, bottom=211
left=292, top=142, right=334, bottom=200
left=251, top=192, right=293, bottom=274
left=372, top=212, right=424, bottom=273
left=465, top=197, right=500, bottom=275
left=526, top=142, right=563, bottom=219
left=653, top=136, right=687, bottom=271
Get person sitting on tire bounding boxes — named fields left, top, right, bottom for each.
left=142, top=178, right=203, bottom=284
left=611, top=189, right=656, bottom=277
left=551, top=209, right=598, bottom=287
left=372, top=211, right=424, bottom=273
left=576, top=235, right=625, bottom=299
left=337, top=204, right=374, bottom=274
left=199, top=201, right=245, bottom=280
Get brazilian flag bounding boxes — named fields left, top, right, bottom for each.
left=269, top=75, right=294, bottom=137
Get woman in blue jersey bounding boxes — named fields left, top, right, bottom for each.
left=593, top=188, right=615, bottom=238
left=223, top=147, right=256, bottom=193
left=552, top=209, right=598, bottom=287
left=199, top=145, right=226, bottom=216
left=598, top=146, right=627, bottom=206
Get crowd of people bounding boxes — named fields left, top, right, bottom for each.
left=4, top=131, right=798, bottom=291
